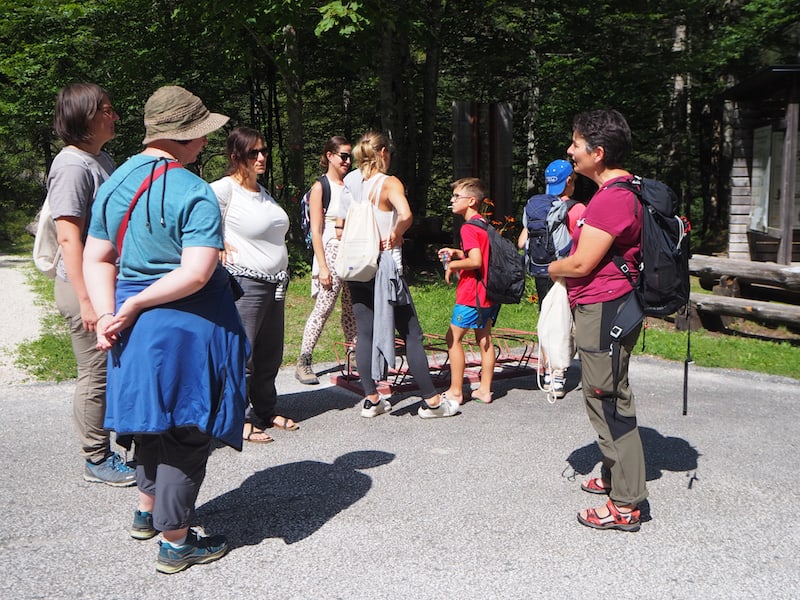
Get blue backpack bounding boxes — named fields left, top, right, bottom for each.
left=300, top=175, right=331, bottom=249
left=524, top=194, right=578, bottom=276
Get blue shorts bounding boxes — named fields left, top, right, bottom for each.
left=450, top=304, right=500, bottom=330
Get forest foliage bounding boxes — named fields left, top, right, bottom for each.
left=1, top=0, right=799, bottom=268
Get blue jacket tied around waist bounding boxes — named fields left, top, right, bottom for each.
left=105, top=267, right=249, bottom=450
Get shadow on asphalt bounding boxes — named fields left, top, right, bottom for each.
left=196, top=450, right=395, bottom=547
left=273, top=387, right=362, bottom=423
left=565, top=426, right=700, bottom=482
left=564, top=427, right=701, bottom=522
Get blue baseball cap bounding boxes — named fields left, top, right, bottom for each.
left=545, top=159, right=573, bottom=196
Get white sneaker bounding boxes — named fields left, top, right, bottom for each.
left=360, top=397, right=391, bottom=418
left=539, top=372, right=552, bottom=391
left=550, top=369, right=566, bottom=399
left=418, top=398, right=460, bottom=419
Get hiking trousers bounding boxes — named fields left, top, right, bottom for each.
left=55, top=277, right=110, bottom=464
left=574, top=297, right=648, bottom=507
left=135, top=427, right=211, bottom=532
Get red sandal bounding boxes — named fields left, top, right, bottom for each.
left=577, top=499, right=641, bottom=532
left=581, top=478, right=611, bottom=495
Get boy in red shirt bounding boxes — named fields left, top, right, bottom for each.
left=438, top=178, right=499, bottom=405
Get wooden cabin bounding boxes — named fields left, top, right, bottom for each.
left=687, top=67, right=800, bottom=331
left=722, top=65, right=800, bottom=265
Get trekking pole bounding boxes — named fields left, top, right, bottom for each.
left=682, top=311, right=692, bottom=416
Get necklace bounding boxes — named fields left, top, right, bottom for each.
left=141, top=148, right=178, bottom=161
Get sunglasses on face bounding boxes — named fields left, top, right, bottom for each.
left=334, top=152, right=352, bottom=162
left=246, top=147, right=268, bottom=160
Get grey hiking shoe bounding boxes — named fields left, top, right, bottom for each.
left=295, top=354, right=319, bottom=385
left=131, top=510, right=158, bottom=540
left=84, top=453, right=136, bottom=487
left=156, top=530, right=229, bottom=574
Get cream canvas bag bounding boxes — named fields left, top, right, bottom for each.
left=335, top=175, right=384, bottom=282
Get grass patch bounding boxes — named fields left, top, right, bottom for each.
left=638, top=323, right=799, bottom=379
left=15, top=265, right=75, bottom=381
left=11, top=262, right=799, bottom=382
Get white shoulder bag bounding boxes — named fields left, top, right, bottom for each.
left=537, top=277, right=576, bottom=376
left=334, top=175, right=383, bottom=282
left=33, top=149, right=92, bottom=278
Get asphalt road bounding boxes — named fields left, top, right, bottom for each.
left=1, top=357, right=798, bottom=599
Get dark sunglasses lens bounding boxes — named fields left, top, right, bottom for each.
left=247, top=148, right=267, bottom=159
left=339, top=153, right=351, bottom=162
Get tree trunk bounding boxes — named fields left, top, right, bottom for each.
left=379, top=22, right=415, bottom=203
left=283, top=25, right=304, bottom=207
left=413, top=0, right=445, bottom=217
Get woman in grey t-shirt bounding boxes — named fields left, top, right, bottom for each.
left=48, top=83, right=134, bottom=486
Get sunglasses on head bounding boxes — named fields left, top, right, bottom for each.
left=246, top=147, right=268, bottom=160
left=334, top=152, right=352, bottom=162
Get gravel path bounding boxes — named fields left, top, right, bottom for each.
left=0, top=254, right=45, bottom=384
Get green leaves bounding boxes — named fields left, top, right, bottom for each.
left=315, top=1, right=370, bottom=36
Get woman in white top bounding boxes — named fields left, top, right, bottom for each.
left=337, top=131, right=458, bottom=419
left=294, top=136, right=358, bottom=384
left=211, top=127, right=297, bottom=444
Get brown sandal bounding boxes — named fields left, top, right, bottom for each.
left=271, top=416, right=299, bottom=431
left=577, top=499, right=640, bottom=532
left=243, top=423, right=274, bottom=444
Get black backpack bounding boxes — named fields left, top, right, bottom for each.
left=524, top=194, right=578, bottom=276
left=463, top=219, right=526, bottom=304
left=609, top=176, right=691, bottom=316
left=609, top=175, right=693, bottom=415
left=300, top=175, right=331, bottom=249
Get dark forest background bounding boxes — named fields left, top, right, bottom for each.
left=2, top=0, right=799, bottom=270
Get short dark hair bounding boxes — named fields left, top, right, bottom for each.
left=451, top=177, right=487, bottom=210
left=572, top=109, right=631, bottom=168
left=53, top=83, right=107, bottom=146
left=224, top=127, right=265, bottom=177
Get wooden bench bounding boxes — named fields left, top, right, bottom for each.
left=689, top=255, right=800, bottom=331
left=332, top=328, right=539, bottom=397
left=690, top=292, right=800, bottom=330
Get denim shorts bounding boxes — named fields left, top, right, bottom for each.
left=450, top=303, right=500, bottom=329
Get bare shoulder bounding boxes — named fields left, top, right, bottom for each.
left=381, top=175, right=409, bottom=212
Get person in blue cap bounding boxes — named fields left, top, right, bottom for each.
left=518, top=159, right=585, bottom=398
left=518, top=159, right=585, bottom=305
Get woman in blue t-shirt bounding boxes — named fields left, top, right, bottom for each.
left=84, top=86, right=247, bottom=574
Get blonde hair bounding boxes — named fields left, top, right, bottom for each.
left=353, top=130, right=390, bottom=179
left=451, top=177, right=486, bottom=210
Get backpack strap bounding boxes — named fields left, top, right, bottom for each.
left=605, top=177, right=641, bottom=285
left=318, top=175, right=331, bottom=213
left=116, top=160, right=182, bottom=254
left=462, top=218, right=489, bottom=308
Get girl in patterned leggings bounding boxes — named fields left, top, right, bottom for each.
left=295, top=137, right=358, bottom=384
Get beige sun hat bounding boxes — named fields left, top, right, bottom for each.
left=142, top=85, right=229, bottom=145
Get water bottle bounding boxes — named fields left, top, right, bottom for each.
left=439, top=250, right=450, bottom=270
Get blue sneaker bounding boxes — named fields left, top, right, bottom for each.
left=84, top=453, right=136, bottom=487
left=156, top=530, right=229, bottom=574
left=130, top=510, right=157, bottom=540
